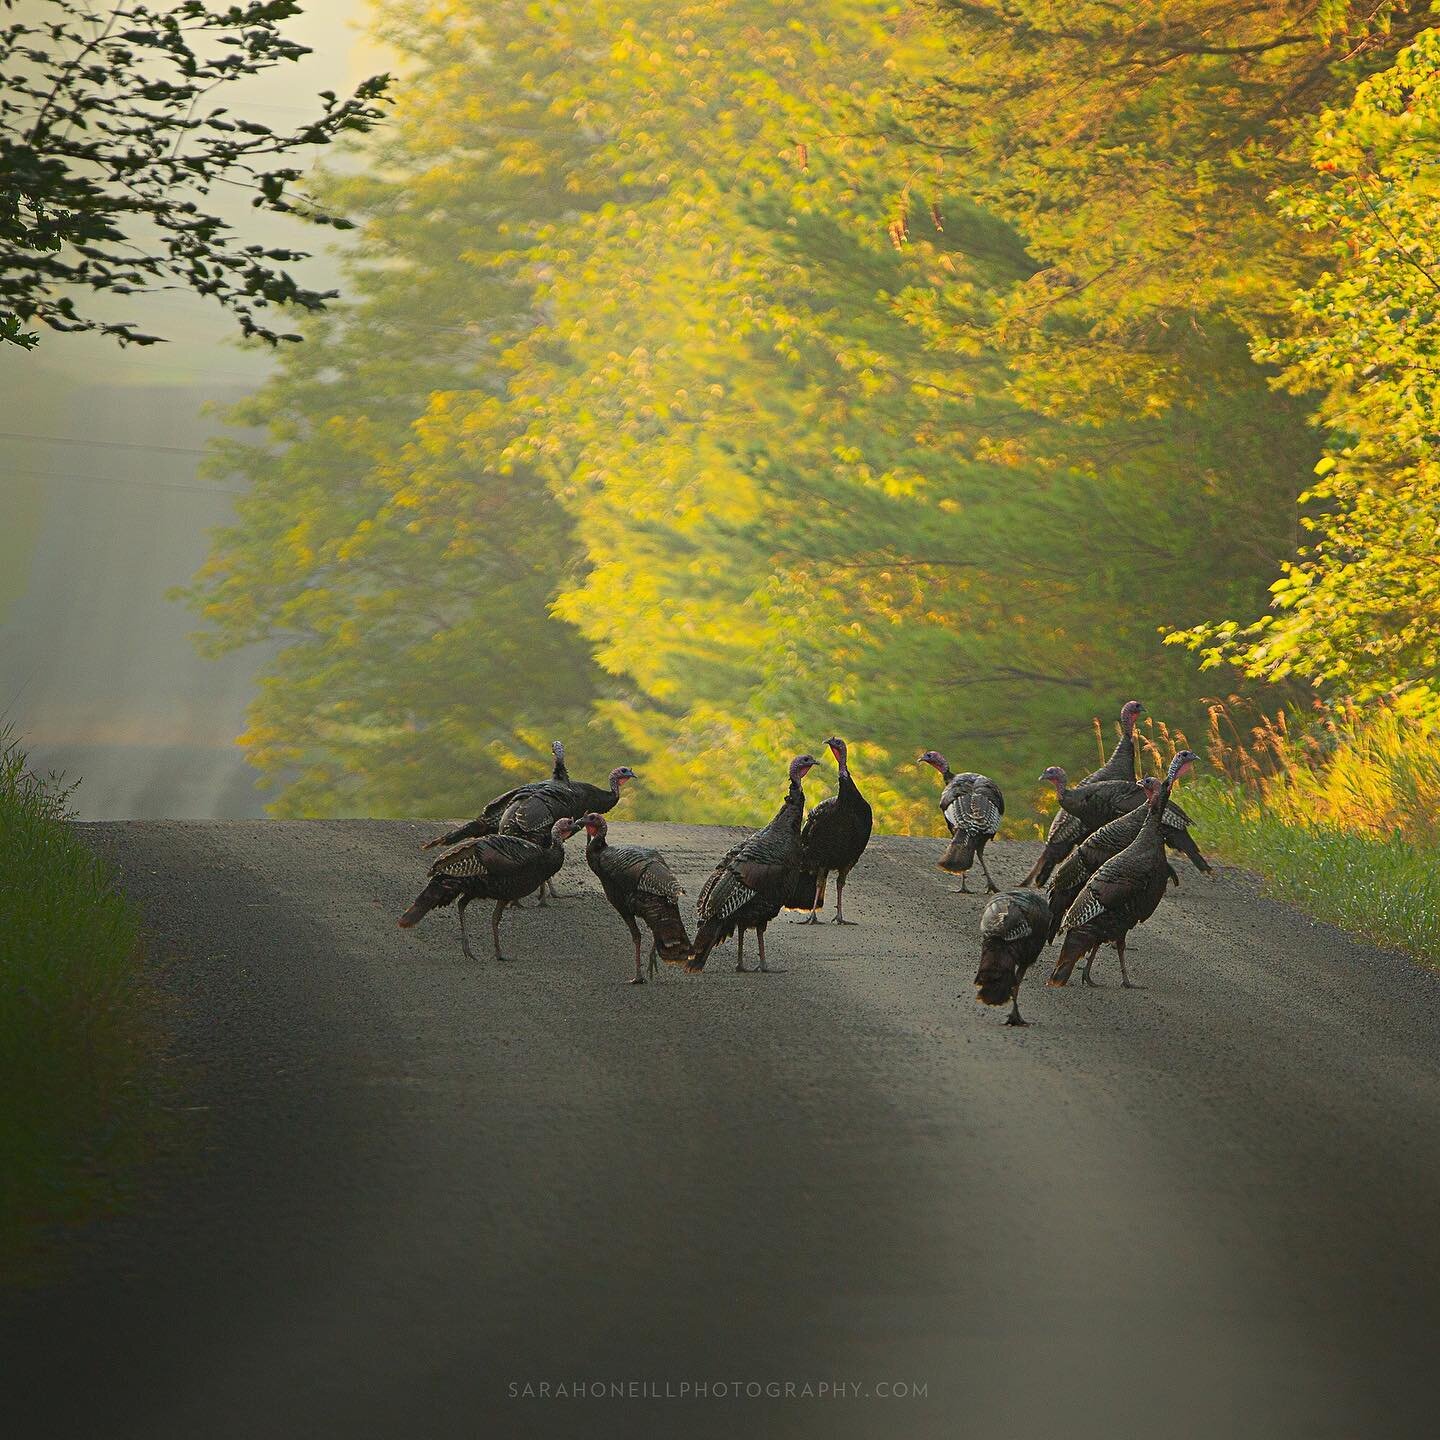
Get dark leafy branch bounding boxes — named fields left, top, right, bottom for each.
left=0, top=0, right=391, bottom=349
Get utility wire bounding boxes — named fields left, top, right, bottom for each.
left=1, top=465, right=247, bottom=498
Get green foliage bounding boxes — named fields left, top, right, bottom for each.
left=0, top=729, right=153, bottom=1272
left=188, top=0, right=1438, bottom=827
left=0, top=0, right=391, bottom=349
left=905, top=2, right=1438, bottom=702
left=182, top=0, right=624, bottom=816
left=1185, top=779, right=1440, bottom=967
left=1174, top=29, right=1440, bottom=695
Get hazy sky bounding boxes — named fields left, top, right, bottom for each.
left=1, top=2, right=391, bottom=817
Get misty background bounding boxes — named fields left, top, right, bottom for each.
left=0, top=3, right=381, bottom=818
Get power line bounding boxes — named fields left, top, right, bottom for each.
left=1, top=465, right=247, bottom=498
left=0, top=430, right=209, bottom=457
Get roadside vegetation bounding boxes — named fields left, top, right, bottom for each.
left=1153, top=702, right=1440, bottom=967
left=0, top=729, right=155, bottom=1275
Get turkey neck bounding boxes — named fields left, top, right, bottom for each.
left=778, top=776, right=806, bottom=831
left=1111, top=725, right=1136, bottom=777
left=1133, top=784, right=1170, bottom=859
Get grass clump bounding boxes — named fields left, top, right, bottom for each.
left=0, top=727, right=155, bottom=1276
left=1139, top=696, right=1440, bottom=967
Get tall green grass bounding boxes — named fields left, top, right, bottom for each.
left=1140, top=698, right=1440, bottom=967
left=0, top=728, right=155, bottom=1276
left=1183, top=780, right=1440, bottom=965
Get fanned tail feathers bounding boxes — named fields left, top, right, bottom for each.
left=939, top=832, right=976, bottom=875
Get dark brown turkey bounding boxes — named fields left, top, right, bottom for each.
left=686, top=754, right=820, bottom=974
left=1047, top=751, right=1195, bottom=988
left=973, top=888, right=1052, bottom=1026
left=398, top=815, right=583, bottom=962
left=1046, top=777, right=1169, bottom=941
left=419, top=739, right=569, bottom=850
left=422, top=754, right=631, bottom=848
left=581, top=813, right=692, bottom=985
left=920, top=750, right=1004, bottom=893
left=426, top=763, right=637, bottom=907
left=1023, top=700, right=1144, bottom=886
left=787, top=737, right=873, bottom=924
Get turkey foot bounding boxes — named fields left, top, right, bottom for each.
left=754, top=933, right=784, bottom=973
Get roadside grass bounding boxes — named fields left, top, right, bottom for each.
left=0, top=727, right=157, bottom=1277
left=1182, top=780, right=1440, bottom=966
left=1136, top=698, right=1440, bottom=968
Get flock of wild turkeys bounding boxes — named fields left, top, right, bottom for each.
left=398, top=703, right=1212, bottom=1024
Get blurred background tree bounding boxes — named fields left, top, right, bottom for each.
left=184, top=0, right=1439, bottom=826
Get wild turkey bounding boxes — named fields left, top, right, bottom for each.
left=581, top=812, right=692, bottom=984
left=443, top=764, right=638, bottom=907
left=1048, top=755, right=1188, bottom=988
left=787, top=736, right=873, bottom=924
left=1045, top=753, right=1205, bottom=939
left=397, top=815, right=583, bottom=962
left=973, top=889, right=1052, bottom=1026
left=498, top=766, right=637, bottom=843
left=419, top=739, right=572, bottom=850
left=920, top=752, right=1003, bottom=893
left=1036, top=766, right=1147, bottom=837
left=1023, top=700, right=1145, bottom=886
left=1046, top=777, right=1165, bottom=941
left=686, top=754, right=820, bottom=974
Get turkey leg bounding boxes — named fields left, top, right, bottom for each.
left=1117, top=934, right=1141, bottom=989
left=977, top=847, right=1000, bottom=894
left=832, top=869, right=857, bottom=924
left=1005, top=983, right=1028, bottom=1027
left=734, top=930, right=748, bottom=973
left=490, top=899, right=512, bottom=962
left=755, top=926, right=782, bottom=973
left=457, top=896, right=477, bottom=962
left=625, top=915, right=645, bottom=985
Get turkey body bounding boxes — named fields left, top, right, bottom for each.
left=421, top=741, right=570, bottom=851
left=1047, top=782, right=1190, bottom=939
left=1024, top=703, right=1143, bottom=886
left=470, top=767, right=635, bottom=907
left=583, top=816, right=692, bottom=984
left=974, top=889, right=1052, bottom=1026
left=398, top=818, right=579, bottom=962
left=687, top=757, right=816, bottom=973
left=789, top=738, right=872, bottom=924
left=1049, top=784, right=1173, bottom=988
left=938, top=772, right=1004, bottom=893
left=423, top=755, right=630, bottom=858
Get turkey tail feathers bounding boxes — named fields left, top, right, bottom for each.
left=644, top=901, right=693, bottom=966
left=686, top=917, right=727, bottom=972
left=397, top=879, right=453, bottom=928
left=1048, top=931, right=1089, bottom=986
left=939, top=832, right=976, bottom=875
left=1023, top=843, right=1066, bottom=888
left=974, top=942, right=1016, bottom=1007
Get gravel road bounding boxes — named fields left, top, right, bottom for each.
left=6, top=820, right=1440, bottom=1440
